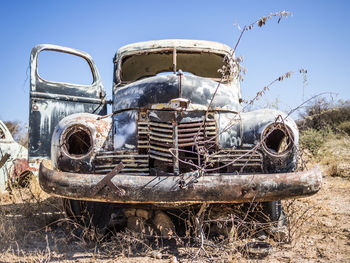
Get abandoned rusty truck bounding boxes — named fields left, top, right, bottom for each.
left=28, top=40, right=322, bottom=230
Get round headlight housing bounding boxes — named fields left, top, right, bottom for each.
left=62, top=124, right=92, bottom=158
left=262, top=123, right=294, bottom=156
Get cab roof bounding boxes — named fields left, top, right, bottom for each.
left=114, top=39, right=234, bottom=63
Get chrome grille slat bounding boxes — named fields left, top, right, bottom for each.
left=149, top=135, right=173, bottom=143
left=178, top=142, right=211, bottom=147
left=208, top=150, right=263, bottom=169
left=149, top=127, right=173, bottom=133
left=210, top=154, right=261, bottom=158
left=93, top=151, right=149, bottom=174
left=209, top=159, right=261, bottom=164
left=144, top=120, right=174, bottom=162
left=149, top=154, right=172, bottom=162
left=177, top=127, right=214, bottom=133
left=178, top=136, right=205, bottom=143
left=118, top=168, right=149, bottom=172
left=224, top=163, right=262, bottom=167
left=178, top=132, right=205, bottom=138
left=137, top=140, right=149, bottom=144
left=95, top=154, right=148, bottom=160
left=178, top=122, right=215, bottom=127
left=95, top=163, right=148, bottom=169
left=149, top=122, right=173, bottom=128
left=149, top=144, right=174, bottom=153
left=149, top=149, right=173, bottom=158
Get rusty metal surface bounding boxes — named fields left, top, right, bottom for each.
left=29, top=44, right=107, bottom=161
left=91, top=162, right=125, bottom=196
left=51, top=113, right=113, bottom=173
left=113, top=39, right=234, bottom=83
left=29, top=40, right=321, bottom=205
left=39, top=163, right=322, bottom=205
left=110, top=107, right=297, bottom=175
left=113, top=75, right=241, bottom=113
left=114, top=39, right=233, bottom=59
left=94, top=151, right=149, bottom=175
left=0, top=121, right=31, bottom=192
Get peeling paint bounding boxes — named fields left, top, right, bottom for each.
left=31, top=40, right=321, bottom=206
left=29, top=44, right=107, bottom=160
left=39, top=163, right=322, bottom=204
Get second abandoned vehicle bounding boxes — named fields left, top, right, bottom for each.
left=28, top=40, right=322, bottom=226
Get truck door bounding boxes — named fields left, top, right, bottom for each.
left=29, top=44, right=107, bottom=160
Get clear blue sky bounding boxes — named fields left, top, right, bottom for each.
left=0, top=0, right=349, bottom=124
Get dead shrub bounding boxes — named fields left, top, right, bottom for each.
left=0, top=174, right=63, bottom=253
left=298, top=99, right=350, bottom=132
left=326, top=161, right=342, bottom=177
left=3, top=120, right=28, bottom=147
left=282, top=199, right=320, bottom=246
left=337, top=121, right=350, bottom=136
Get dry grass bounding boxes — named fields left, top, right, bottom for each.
left=317, top=134, right=350, bottom=178
left=0, top=145, right=349, bottom=262
left=0, top=182, right=328, bottom=262
left=0, top=176, right=63, bottom=262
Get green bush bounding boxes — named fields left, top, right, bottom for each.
left=338, top=121, right=350, bottom=136
left=298, top=99, right=350, bottom=131
left=299, top=128, right=324, bottom=156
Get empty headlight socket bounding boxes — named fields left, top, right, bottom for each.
left=62, top=125, right=93, bottom=158
left=261, top=123, right=294, bottom=157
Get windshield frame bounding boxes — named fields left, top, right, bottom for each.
left=113, top=40, right=236, bottom=87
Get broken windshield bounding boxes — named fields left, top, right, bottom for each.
left=119, top=50, right=231, bottom=82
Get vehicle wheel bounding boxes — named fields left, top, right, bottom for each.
left=262, top=200, right=286, bottom=226
left=62, top=198, right=85, bottom=221
left=262, top=200, right=289, bottom=242
left=62, top=199, right=126, bottom=231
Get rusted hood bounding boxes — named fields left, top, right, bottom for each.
left=113, top=74, right=241, bottom=112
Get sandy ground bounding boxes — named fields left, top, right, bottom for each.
left=266, top=175, right=350, bottom=263
left=0, top=174, right=349, bottom=263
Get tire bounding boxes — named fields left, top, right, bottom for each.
left=262, top=200, right=286, bottom=226
left=62, top=198, right=84, bottom=219
left=62, top=199, right=126, bottom=231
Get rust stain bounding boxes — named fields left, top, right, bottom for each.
left=39, top=163, right=322, bottom=206
left=29, top=41, right=321, bottom=205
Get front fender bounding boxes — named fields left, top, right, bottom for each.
left=218, top=109, right=298, bottom=149
left=51, top=113, right=112, bottom=173
left=218, top=109, right=299, bottom=173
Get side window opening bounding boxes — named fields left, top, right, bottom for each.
left=38, top=50, right=94, bottom=86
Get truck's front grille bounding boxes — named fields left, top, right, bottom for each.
left=178, top=121, right=216, bottom=148
left=149, top=121, right=174, bottom=162
left=138, top=118, right=217, bottom=166
left=93, top=111, right=263, bottom=175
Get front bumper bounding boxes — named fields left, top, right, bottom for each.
left=39, top=163, right=322, bottom=205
